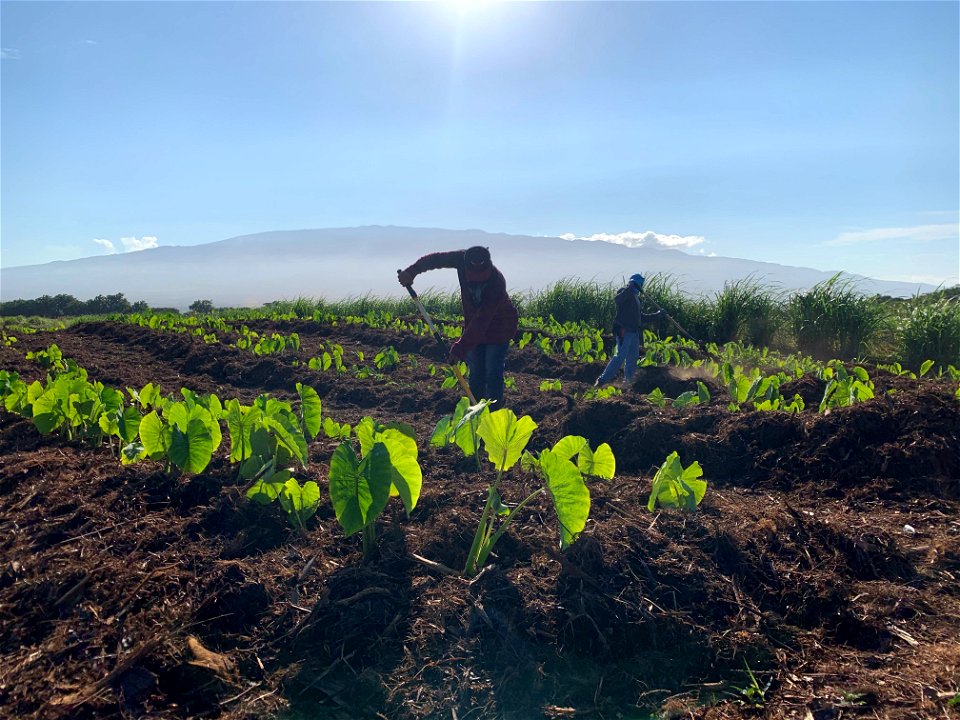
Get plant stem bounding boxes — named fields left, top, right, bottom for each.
left=361, top=522, right=376, bottom=561
left=475, top=487, right=543, bottom=570
left=464, top=471, right=502, bottom=576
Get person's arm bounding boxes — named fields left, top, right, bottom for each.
left=397, top=250, right=464, bottom=286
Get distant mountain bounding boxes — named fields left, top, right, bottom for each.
left=0, top=226, right=934, bottom=309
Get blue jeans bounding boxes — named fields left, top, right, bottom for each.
left=598, top=330, right=640, bottom=384
left=466, top=342, right=509, bottom=405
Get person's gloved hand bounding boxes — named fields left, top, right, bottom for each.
left=448, top=341, right=468, bottom=364
left=397, top=268, right=416, bottom=287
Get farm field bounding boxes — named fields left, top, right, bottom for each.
left=1, top=317, right=958, bottom=719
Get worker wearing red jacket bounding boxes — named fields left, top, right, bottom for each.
left=398, top=246, right=518, bottom=405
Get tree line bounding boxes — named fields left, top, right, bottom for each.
left=0, top=293, right=153, bottom=317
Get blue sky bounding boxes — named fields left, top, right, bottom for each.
left=1, top=1, right=958, bottom=287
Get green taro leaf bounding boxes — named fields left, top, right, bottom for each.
left=279, top=478, right=321, bottom=526
left=262, top=414, right=309, bottom=467
left=920, top=359, right=934, bottom=377
left=31, top=385, right=67, bottom=434
left=647, top=451, right=707, bottom=511
left=673, top=390, right=699, bottom=409
left=540, top=450, right=591, bottom=549
left=378, top=428, right=422, bottom=514
left=120, top=441, right=146, bottom=465
left=247, top=468, right=292, bottom=504
left=139, top=411, right=171, bottom=458
left=551, top=435, right=588, bottom=462
left=116, top=405, right=142, bottom=443
left=578, top=442, right=616, bottom=479
left=476, top=409, right=537, bottom=472
left=296, top=383, right=322, bottom=440
left=169, top=417, right=214, bottom=474
left=328, top=442, right=393, bottom=537
left=697, top=381, right=711, bottom=404
left=226, top=399, right=263, bottom=463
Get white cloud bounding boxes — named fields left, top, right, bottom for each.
left=825, top=223, right=959, bottom=247
left=560, top=230, right=706, bottom=250
left=1, top=48, right=21, bottom=60
left=92, top=236, right=158, bottom=254
left=119, top=236, right=159, bottom=252
left=93, top=238, right=116, bottom=254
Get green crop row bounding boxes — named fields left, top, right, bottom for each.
left=3, top=346, right=679, bottom=578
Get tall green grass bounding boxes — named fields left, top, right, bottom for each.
left=897, top=297, right=960, bottom=371
left=264, top=291, right=463, bottom=320
left=518, top=278, right=613, bottom=329
left=786, top=275, right=890, bottom=360
left=711, top=277, right=783, bottom=348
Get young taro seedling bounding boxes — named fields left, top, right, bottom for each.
left=521, top=434, right=616, bottom=548
left=430, top=397, right=492, bottom=471
left=278, top=477, right=322, bottom=535
left=463, top=409, right=616, bottom=576
left=328, top=417, right=422, bottom=560
left=374, top=346, right=401, bottom=370
left=647, top=451, right=707, bottom=512
left=672, top=381, right=711, bottom=409
left=539, top=379, right=562, bottom=392
left=134, top=396, right=222, bottom=475
left=239, top=394, right=311, bottom=494
left=819, top=361, right=875, bottom=412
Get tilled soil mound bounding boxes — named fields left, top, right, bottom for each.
left=0, top=319, right=958, bottom=720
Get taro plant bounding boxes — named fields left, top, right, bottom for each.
left=127, top=382, right=166, bottom=413
left=435, top=361, right=469, bottom=390
left=278, top=477, right=321, bottom=534
left=97, top=395, right=143, bottom=454
left=27, top=368, right=127, bottom=445
left=0, top=371, right=30, bottom=414
left=322, top=416, right=353, bottom=440
left=646, top=387, right=668, bottom=407
left=464, top=408, right=538, bottom=576
left=539, top=379, right=562, bottom=392
left=430, top=397, right=492, bottom=471
left=647, top=451, right=707, bottom=512
left=374, top=346, right=400, bottom=370
left=673, top=381, right=711, bottom=409
left=580, top=385, right=622, bottom=401
left=132, top=396, right=222, bottom=475
left=521, top=435, right=615, bottom=548
left=328, top=417, right=422, bottom=559
left=25, top=343, right=67, bottom=377
left=240, top=394, right=310, bottom=495
left=463, top=410, right=616, bottom=576
left=819, top=361, right=875, bottom=412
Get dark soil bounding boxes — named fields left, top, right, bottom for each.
left=1, top=319, right=958, bottom=719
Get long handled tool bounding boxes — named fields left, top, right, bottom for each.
left=640, top=293, right=701, bottom=345
left=400, top=279, right=477, bottom=404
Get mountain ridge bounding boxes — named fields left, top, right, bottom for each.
left=1, top=226, right=934, bottom=309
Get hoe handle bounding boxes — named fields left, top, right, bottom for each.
left=641, top=293, right=701, bottom=345
left=401, top=277, right=477, bottom=404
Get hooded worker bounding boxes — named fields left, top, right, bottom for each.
left=595, top=273, right=661, bottom=387
left=398, top=246, right=519, bottom=405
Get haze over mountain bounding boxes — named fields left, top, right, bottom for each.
left=0, top=227, right=936, bottom=310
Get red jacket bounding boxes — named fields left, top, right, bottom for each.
left=406, top=250, right=519, bottom=359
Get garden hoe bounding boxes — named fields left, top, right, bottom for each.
left=400, top=278, right=477, bottom=404
left=640, top=292, right=701, bottom=346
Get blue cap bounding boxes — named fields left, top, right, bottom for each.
left=629, top=273, right=645, bottom=290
